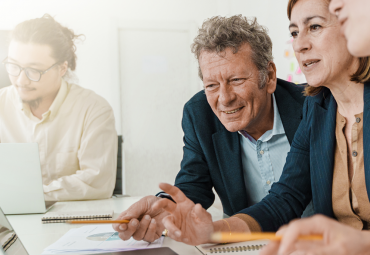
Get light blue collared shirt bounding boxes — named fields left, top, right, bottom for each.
left=238, top=93, right=291, bottom=207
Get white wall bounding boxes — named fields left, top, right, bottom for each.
left=0, top=0, right=299, bottom=134
left=0, top=0, right=304, bottom=199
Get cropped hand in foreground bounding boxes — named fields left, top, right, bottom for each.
left=261, top=215, right=370, bottom=255
left=152, top=183, right=214, bottom=245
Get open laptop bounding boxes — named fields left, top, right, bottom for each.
left=0, top=208, right=27, bottom=255
left=0, top=143, right=56, bottom=215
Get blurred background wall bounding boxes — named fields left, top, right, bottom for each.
left=0, top=0, right=305, bottom=205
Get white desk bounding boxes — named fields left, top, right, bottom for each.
left=7, top=197, right=224, bottom=255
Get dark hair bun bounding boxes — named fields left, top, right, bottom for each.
left=11, top=13, right=84, bottom=71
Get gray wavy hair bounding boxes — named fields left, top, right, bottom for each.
left=191, top=15, right=273, bottom=88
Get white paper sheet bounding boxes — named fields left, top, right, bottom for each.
left=42, top=225, right=163, bottom=254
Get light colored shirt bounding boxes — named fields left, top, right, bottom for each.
left=0, top=79, right=118, bottom=201
left=239, top=93, right=290, bottom=207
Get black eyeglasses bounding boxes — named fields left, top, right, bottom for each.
left=2, top=57, right=59, bottom=82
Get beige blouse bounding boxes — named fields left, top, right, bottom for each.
left=234, top=111, right=370, bottom=231
left=333, top=111, right=370, bottom=230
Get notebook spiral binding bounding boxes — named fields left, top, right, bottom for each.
left=42, top=216, right=112, bottom=224
left=42, top=214, right=111, bottom=220
left=2, top=233, right=18, bottom=251
left=209, top=244, right=266, bottom=253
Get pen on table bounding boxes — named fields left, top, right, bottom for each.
left=67, top=220, right=130, bottom=224
left=210, top=232, right=323, bottom=242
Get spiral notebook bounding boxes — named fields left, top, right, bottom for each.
left=41, top=210, right=114, bottom=223
left=196, top=239, right=269, bottom=254
left=0, top=227, right=17, bottom=252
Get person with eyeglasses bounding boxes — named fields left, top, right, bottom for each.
left=0, top=14, right=118, bottom=201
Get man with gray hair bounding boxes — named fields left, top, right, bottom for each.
left=113, top=15, right=313, bottom=242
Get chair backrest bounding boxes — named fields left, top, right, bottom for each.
left=113, top=135, right=124, bottom=194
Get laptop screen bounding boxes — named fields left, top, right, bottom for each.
left=0, top=208, right=28, bottom=255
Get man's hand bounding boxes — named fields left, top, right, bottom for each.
left=152, top=183, right=214, bottom=246
left=260, top=215, right=370, bottom=255
left=113, top=195, right=170, bottom=242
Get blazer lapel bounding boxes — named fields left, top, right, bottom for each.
left=311, top=93, right=336, bottom=217
left=212, top=130, right=248, bottom=214
left=362, top=83, right=370, bottom=201
left=274, top=85, right=304, bottom=144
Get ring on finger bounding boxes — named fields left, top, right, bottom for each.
left=163, top=229, right=169, bottom=237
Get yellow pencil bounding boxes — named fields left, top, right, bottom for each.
left=210, top=232, right=323, bottom=243
left=67, top=220, right=130, bottom=224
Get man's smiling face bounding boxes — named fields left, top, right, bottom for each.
left=200, top=43, right=275, bottom=133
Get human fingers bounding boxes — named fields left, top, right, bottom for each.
left=114, top=198, right=151, bottom=231
left=162, top=215, right=183, bottom=242
left=114, top=213, right=137, bottom=233
left=115, top=205, right=143, bottom=221
left=276, top=225, right=288, bottom=236
left=143, top=219, right=159, bottom=243
left=113, top=222, right=128, bottom=232
left=295, top=243, right=343, bottom=255
left=192, top=203, right=212, bottom=224
left=260, top=224, right=286, bottom=253
left=294, top=222, right=370, bottom=255
left=278, top=215, right=330, bottom=255
left=159, top=183, right=188, bottom=203
left=289, top=251, right=313, bottom=255
left=294, top=240, right=326, bottom=252
left=117, top=218, right=139, bottom=241
left=278, top=221, right=312, bottom=255
left=259, top=241, right=280, bottom=255
left=152, top=197, right=177, bottom=213
left=132, top=215, right=152, bottom=241
left=113, top=211, right=129, bottom=231
left=154, top=220, right=166, bottom=239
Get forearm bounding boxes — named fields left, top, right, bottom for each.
left=210, top=217, right=251, bottom=242
left=44, top=172, right=115, bottom=201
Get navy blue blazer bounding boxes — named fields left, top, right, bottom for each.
left=174, top=79, right=306, bottom=216
left=239, top=84, right=370, bottom=231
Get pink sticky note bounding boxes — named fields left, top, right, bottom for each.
left=296, top=67, right=302, bottom=75
left=287, top=74, right=293, bottom=82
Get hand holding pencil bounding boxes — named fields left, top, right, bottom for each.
left=111, top=195, right=169, bottom=243
left=260, top=215, right=370, bottom=255
left=152, top=183, right=215, bottom=246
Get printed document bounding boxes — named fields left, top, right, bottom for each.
left=42, top=225, right=163, bottom=254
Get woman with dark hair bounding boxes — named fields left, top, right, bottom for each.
left=145, top=0, right=370, bottom=252
left=0, top=14, right=118, bottom=201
